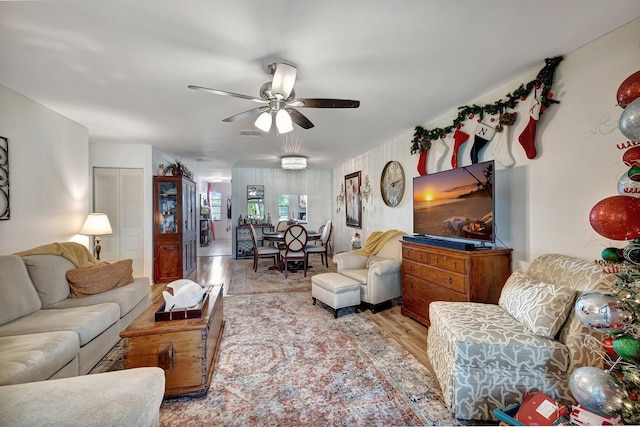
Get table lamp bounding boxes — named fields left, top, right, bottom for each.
left=80, top=213, right=113, bottom=260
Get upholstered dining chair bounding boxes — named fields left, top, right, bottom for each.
left=276, top=221, right=289, bottom=231
left=306, top=220, right=332, bottom=267
left=279, top=224, right=308, bottom=278
left=249, top=224, right=280, bottom=272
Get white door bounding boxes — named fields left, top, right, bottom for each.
left=93, top=168, right=144, bottom=276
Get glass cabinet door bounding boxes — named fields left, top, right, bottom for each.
left=158, top=181, right=178, bottom=234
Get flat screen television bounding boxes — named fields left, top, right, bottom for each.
left=413, top=160, right=495, bottom=243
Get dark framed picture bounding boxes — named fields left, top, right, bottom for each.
left=0, top=136, right=8, bottom=220
left=345, top=171, right=361, bottom=228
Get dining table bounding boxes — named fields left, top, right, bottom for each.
left=262, top=230, right=322, bottom=272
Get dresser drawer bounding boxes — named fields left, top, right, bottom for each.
left=402, top=291, right=432, bottom=325
left=403, top=274, right=468, bottom=302
left=428, top=252, right=466, bottom=274
left=402, top=246, right=428, bottom=263
left=403, top=259, right=429, bottom=277
left=427, top=267, right=467, bottom=294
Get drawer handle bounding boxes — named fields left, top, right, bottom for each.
left=419, top=253, right=423, bottom=259
left=453, top=261, right=457, bottom=268
left=448, top=277, right=452, bottom=284
left=434, top=256, right=438, bottom=264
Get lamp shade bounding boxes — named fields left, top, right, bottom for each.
left=80, top=213, right=113, bottom=235
left=275, top=109, right=294, bottom=134
left=281, top=156, right=307, bottom=170
left=254, top=111, right=272, bottom=132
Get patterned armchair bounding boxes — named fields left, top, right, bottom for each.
left=427, top=253, right=616, bottom=421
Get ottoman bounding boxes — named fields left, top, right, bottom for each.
left=311, top=272, right=361, bottom=318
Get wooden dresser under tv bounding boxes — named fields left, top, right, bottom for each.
left=401, top=240, right=512, bottom=327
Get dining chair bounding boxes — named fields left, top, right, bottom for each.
left=279, top=224, right=308, bottom=278
left=276, top=221, right=289, bottom=231
left=249, top=224, right=280, bottom=272
left=306, top=220, right=332, bottom=267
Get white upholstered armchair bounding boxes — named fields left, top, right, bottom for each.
left=333, top=231, right=405, bottom=313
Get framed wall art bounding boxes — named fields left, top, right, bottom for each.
left=344, top=171, right=362, bottom=228
left=0, top=136, right=8, bottom=220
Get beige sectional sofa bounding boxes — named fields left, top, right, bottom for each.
left=0, top=244, right=164, bottom=426
left=0, top=251, right=150, bottom=384
left=427, top=253, right=616, bottom=421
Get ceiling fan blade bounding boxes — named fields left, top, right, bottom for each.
left=188, top=85, right=266, bottom=103
left=291, top=98, right=360, bottom=108
left=271, top=63, right=297, bottom=99
left=287, top=108, right=314, bottom=129
left=222, top=106, right=270, bottom=122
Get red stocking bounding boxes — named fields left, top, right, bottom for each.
left=518, top=87, right=542, bottom=159
left=417, top=149, right=428, bottom=176
left=451, top=127, right=470, bottom=168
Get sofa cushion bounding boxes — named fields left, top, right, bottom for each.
left=428, top=301, right=570, bottom=373
left=0, top=255, right=42, bottom=326
left=0, top=331, right=79, bottom=385
left=0, top=303, right=120, bottom=346
left=341, top=268, right=369, bottom=285
left=66, top=259, right=134, bottom=298
left=366, top=255, right=391, bottom=268
left=49, top=276, right=150, bottom=318
left=499, top=269, right=576, bottom=338
left=21, top=255, right=75, bottom=307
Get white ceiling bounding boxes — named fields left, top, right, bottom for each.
left=1, top=1, right=640, bottom=181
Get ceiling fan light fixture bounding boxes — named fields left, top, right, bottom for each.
left=281, top=156, right=307, bottom=170
left=254, top=111, right=272, bottom=132
left=275, top=109, right=294, bottom=134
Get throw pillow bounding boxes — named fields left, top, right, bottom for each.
left=66, top=259, right=134, bottom=298
left=499, top=269, right=576, bottom=338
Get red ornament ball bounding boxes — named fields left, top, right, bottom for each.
left=617, top=70, right=640, bottom=108
left=469, top=114, right=474, bottom=120
left=603, top=336, right=618, bottom=358
left=547, top=92, right=554, bottom=99
left=520, top=96, right=526, bottom=101
left=589, top=195, right=640, bottom=240
left=623, top=146, right=640, bottom=167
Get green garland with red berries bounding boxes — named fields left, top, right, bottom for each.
left=411, top=56, right=563, bottom=154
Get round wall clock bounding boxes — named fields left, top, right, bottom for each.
left=380, top=161, right=405, bottom=207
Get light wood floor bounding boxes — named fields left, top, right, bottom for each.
left=183, top=255, right=433, bottom=372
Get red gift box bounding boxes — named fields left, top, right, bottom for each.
left=514, top=390, right=568, bottom=426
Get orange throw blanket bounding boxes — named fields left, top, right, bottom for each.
left=351, top=229, right=406, bottom=256
left=14, top=242, right=106, bottom=268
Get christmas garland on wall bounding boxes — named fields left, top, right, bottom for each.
left=410, top=56, right=563, bottom=155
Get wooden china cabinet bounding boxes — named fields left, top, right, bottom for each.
left=153, top=175, right=197, bottom=283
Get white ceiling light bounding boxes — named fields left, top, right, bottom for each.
left=281, top=156, right=307, bottom=170
left=275, top=109, right=294, bottom=134
left=254, top=111, right=272, bottom=132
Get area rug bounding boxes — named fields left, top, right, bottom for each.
left=93, top=291, right=464, bottom=426
left=227, top=258, right=336, bottom=295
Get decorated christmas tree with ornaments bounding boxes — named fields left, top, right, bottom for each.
left=571, top=70, right=640, bottom=425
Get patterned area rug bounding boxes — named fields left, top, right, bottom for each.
left=92, top=259, right=466, bottom=426
left=227, top=258, right=337, bottom=295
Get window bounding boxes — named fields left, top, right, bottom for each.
left=278, top=194, right=289, bottom=221
left=210, top=191, right=222, bottom=221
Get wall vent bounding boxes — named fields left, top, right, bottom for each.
left=239, top=130, right=261, bottom=137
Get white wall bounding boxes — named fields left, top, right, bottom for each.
left=332, top=17, right=640, bottom=268
left=89, top=141, right=154, bottom=278
left=231, top=168, right=332, bottom=257
left=0, top=85, right=90, bottom=253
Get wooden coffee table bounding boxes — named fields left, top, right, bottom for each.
left=120, top=285, right=224, bottom=398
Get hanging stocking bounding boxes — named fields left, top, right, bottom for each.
left=492, top=112, right=517, bottom=168
left=471, top=122, right=496, bottom=164
left=451, top=127, right=470, bottom=168
left=417, top=149, right=428, bottom=175
left=434, top=138, right=449, bottom=172
left=518, top=87, right=542, bottom=159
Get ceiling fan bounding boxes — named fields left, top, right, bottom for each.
left=188, top=62, right=360, bottom=133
